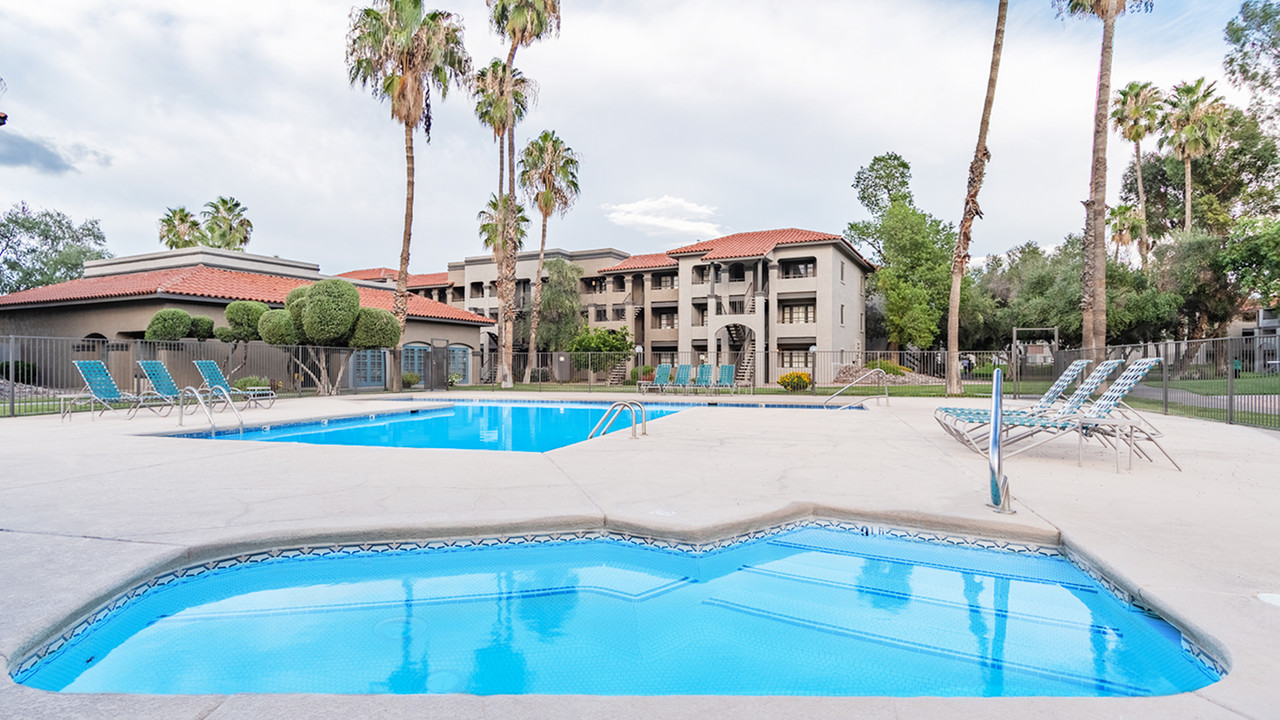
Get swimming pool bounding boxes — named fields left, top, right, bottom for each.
left=13, top=525, right=1219, bottom=696
left=191, top=401, right=686, bottom=452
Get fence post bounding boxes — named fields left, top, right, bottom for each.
left=1227, top=337, right=1236, bottom=425
left=1162, top=341, right=1169, bottom=415
left=7, top=335, right=15, bottom=418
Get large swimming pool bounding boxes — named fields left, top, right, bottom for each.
left=13, top=526, right=1219, bottom=696
left=192, top=401, right=687, bottom=452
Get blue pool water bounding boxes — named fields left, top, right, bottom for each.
left=14, top=527, right=1218, bottom=696
left=201, top=401, right=685, bottom=452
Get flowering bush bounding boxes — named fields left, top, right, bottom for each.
left=778, top=371, right=812, bottom=392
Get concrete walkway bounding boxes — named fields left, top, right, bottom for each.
left=1, top=391, right=1278, bottom=718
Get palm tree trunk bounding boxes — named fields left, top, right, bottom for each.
left=1084, top=5, right=1117, bottom=362
left=494, top=138, right=507, bottom=373
left=523, top=211, right=550, bottom=384
left=1183, top=155, right=1193, bottom=231
left=1133, top=141, right=1150, bottom=268
left=946, top=0, right=1006, bottom=397
left=389, top=121, right=415, bottom=392
left=500, top=42, right=521, bottom=389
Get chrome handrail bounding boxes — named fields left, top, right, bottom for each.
left=177, top=386, right=244, bottom=434
left=988, top=368, right=1014, bottom=514
left=823, top=368, right=888, bottom=409
left=589, top=401, right=646, bottom=439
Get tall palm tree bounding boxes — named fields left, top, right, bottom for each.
left=488, top=0, right=560, bottom=387
left=158, top=207, right=205, bottom=249
left=1055, top=0, right=1145, bottom=358
left=200, top=196, right=253, bottom=250
left=1110, top=80, right=1163, bottom=267
left=479, top=194, right=529, bottom=253
left=1159, top=78, right=1228, bottom=232
left=347, top=1, right=472, bottom=333
left=518, top=130, right=579, bottom=382
left=945, top=0, right=1008, bottom=396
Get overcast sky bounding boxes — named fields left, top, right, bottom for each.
left=0, top=0, right=1250, bottom=277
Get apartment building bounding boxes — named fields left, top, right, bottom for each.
left=350, top=228, right=873, bottom=386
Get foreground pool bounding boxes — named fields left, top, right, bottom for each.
left=192, top=401, right=685, bottom=452
left=13, top=526, right=1219, bottom=696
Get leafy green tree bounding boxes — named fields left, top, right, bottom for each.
left=851, top=152, right=913, bottom=223
left=1152, top=230, right=1248, bottom=372
left=1107, top=203, right=1142, bottom=261
left=567, top=326, right=632, bottom=372
left=212, top=300, right=268, bottom=375
left=517, top=257, right=582, bottom=351
left=947, top=0, right=1008, bottom=395
left=189, top=315, right=215, bottom=341
left=1224, top=216, right=1280, bottom=305
left=1225, top=0, right=1280, bottom=126
left=518, top=129, right=579, bottom=380
left=1111, top=80, right=1164, bottom=266
left=259, top=279, right=402, bottom=395
left=1160, top=78, right=1230, bottom=232
left=347, top=0, right=472, bottom=333
left=0, top=203, right=111, bottom=294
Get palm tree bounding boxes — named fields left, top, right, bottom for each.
left=488, top=0, right=560, bottom=387
left=1107, top=204, right=1141, bottom=261
left=945, top=0, right=1008, bottom=396
left=1055, top=0, right=1144, bottom=359
left=158, top=206, right=206, bottom=249
left=1110, top=81, right=1163, bottom=268
left=199, top=196, right=253, bottom=250
left=347, top=1, right=472, bottom=334
left=1159, top=78, right=1228, bottom=232
left=518, top=130, right=579, bottom=382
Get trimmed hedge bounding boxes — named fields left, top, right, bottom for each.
left=144, top=308, right=192, bottom=341
left=303, top=279, right=360, bottom=345
left=188, top=315, right=215, bottom=340
left=350, top=307, right=401, bottom=349
left=257, top=309, right=297, bottom=345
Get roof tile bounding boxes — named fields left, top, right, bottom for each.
left=598, top=253, right=678, bottom=273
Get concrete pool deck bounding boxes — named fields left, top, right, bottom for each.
left=0, top=391, right=1277, bottom=718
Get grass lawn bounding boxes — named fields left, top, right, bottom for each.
left=1146, top=373, right=1280, bottom=396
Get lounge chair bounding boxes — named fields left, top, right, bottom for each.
left=936, top=359, right=1122, bottom=454
left=934, top=359, right=1092, bottom=432
left=691, top=364, right=714, bottom=394
left=713, top=364, right=737, bottom=394
left=66, top=360, right=171, bottom=419
left=665, top=364, right=692, bottom=393
left=640, top=363, right=671, bottom=394
left=976, top=359, right=1177, bottom=471
left=193, top=360, right=276, bottom=410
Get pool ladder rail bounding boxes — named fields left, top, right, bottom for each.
left=823, top=368, right=889, bottom=410
left=176, top=386, right=244, bottom=435
left=589, top=401, right=647, bottom=440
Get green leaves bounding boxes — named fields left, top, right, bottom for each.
left=157, top=197, right=252, bottom=251
left=0, top=202, right=111, bottom=294
left=144, top=308, right=192, bottom=342
left=1225, top=0, right=1280, bottom=125
left=1225, top=216, right=1280, bottom=304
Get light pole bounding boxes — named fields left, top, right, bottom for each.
left=809, top=344, right=818, bottom=395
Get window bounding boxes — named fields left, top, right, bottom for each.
left=613, top=276, right=626, bottom=291
left=841, top=261, right=846, bottom=283
left=612, top=306, right=627, bottom=321
left=582, top=278, right=605, bottom=294
left=654, top=351, right=677, bottom=366
left=694, top=306, right=707, bottom=326
left=841, top=304, right=845, bottom=325
left=728, top=263, right=745, bottom=282
left=780, top=303, right=816, bottom=324
left=470, top=282, right=484, bottom=298
left=653, top=310, right=677, bottom=329
left=595, top=307, right=607, bottom=322
left=780, top=259, right=816, bottom=278
left=779, top=350, right=811, bottom=368
left=693, top=266, right=709, bottom=285
left=653, top=273, right=677, bottom=289
left=447, top=346, right=470, bottom=381
left=489, top=310, right=499, bottom=322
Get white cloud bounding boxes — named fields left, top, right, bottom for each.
left=601, top=195, right=722, bottom=238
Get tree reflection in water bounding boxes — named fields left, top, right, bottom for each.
left=856, top=558, right=914, bottom=611
left=468, top=571, right=528, bottom=694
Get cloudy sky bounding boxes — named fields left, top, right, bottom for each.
left=0, top=0, right=1250, bottom=277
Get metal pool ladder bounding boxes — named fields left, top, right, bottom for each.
left=589, top=401, right=647, bottom=439
left=823, top=368, right=888, bottom=410
left=177, top=386, right=244, bottom=434
left=988, top=368, right=1013, bottom=514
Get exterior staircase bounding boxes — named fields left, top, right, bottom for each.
left=607, top=363, right=628, bottom=386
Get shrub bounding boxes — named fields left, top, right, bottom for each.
left=970, top=363, right=1000, bottom=379
left=631, top=365, right=655, bottom=382
left=447, top=372, right=462, bottom=387
left=350, top=307, right=401, bottom=349
left=232, top=375, right=269, bottom=391
left=0, top=360, right=38, bottom=384
left=188, top=315, right=215, bottom=341
left=303, top=279, right=360, bottom=346
left=778, top=371, right=812, bottom=392
left=864, top=359, right=906, bottom=376
left=257, top=309, right=297, bottom=345
left=144, top=308, right=192, bottom=341
left=527, top=367, right=551, bottom=382
left=402, top=372, right=422, bottom=388
left=285, top=285, right=311, bottom=341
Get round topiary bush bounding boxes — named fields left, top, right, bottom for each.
left=257, top=309, right=298, bottom=345
left=222, top=301, right=269, bottom=343
left=145, top=308, right=192, bottom=341
left=303, top=279, right=360, bottom=346
left=188, top=315, right=215, bottom=341
left=285, top=285, right=311, bottom=342
left=350, top=307, right=401, bottom=349
left=778, top=371, right=812, bottom=392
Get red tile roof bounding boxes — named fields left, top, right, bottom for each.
left=670, top=228, right=846, bottom=261
left=338, top=268, right=452, bottom=289
left=0, top=265, right=491, bottom=325
left=598, top=253, right=678, bottom=273
left=407, top=271, right=451, bottom=288
left=336, top=267, right=398, bottom=281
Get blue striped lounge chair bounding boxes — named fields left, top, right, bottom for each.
left=691, top=364, right=714, bottom=394
left=67, top=360, right=170, bottom=419
left=137, top=360, right=198, bottom=415
left=193, top=360, right=276, bottom=410
left=713, top=364, right=737, bottom=394
left=641, top=364, right=672, bottom=394
left=665, top=364, right=692, bottom=393
left=934, top=359, right=1092, bottom=434
left=936, top=359, right=1121, bottom=454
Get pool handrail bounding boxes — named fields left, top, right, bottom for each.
left=823, top=368, right=888, bottom=409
